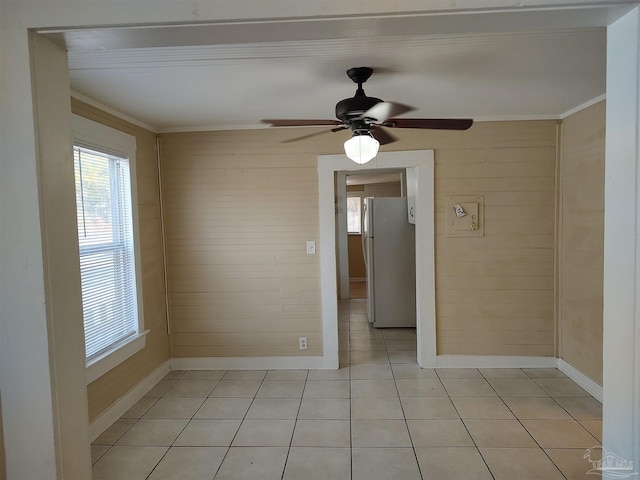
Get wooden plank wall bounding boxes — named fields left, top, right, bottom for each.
left=160, top=120, right=557, bottom=358
left=159, top=130, right=323, bottom=357
left=71, top=98, right=169, bottom=421
left=559, top=101, right=605, bottom=384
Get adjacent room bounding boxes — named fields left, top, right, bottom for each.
left=2, top=2, right=639, bottom=479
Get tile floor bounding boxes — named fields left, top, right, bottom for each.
left=92, top=299, right=603, bottom=479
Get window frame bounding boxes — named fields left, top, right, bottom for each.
left=71, top=114, right=148, bottom=384
left=347, top=192, right=364, bottom=235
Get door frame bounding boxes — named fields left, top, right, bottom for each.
left=318, top=150, right=436, bottom=368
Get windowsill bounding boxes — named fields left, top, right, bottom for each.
left=86, top=330, right=149, bottom=384
left=348, top=233, right=362, bottom=236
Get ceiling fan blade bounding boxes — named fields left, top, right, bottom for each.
left=281, top=125, right=348, bottom=144
left=362, top=102, right=415, bottom=123
left=370, top=126, right=397, bottom=146
left=385, top=118, right=473, bottom=130
left=262, top=119, right=342, bottom=127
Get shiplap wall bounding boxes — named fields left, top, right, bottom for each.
left=71, top=98, right=169, bottom=421
left=559, top=101, right=605, bottom=384
left=160, top=120, right=557, bottom=358
left=159, top=130, right=323, bottom=357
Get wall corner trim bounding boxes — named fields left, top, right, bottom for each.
left=88, top=361, right=170, bottom=441
left=71, top=90, right=159, bottom=133
left=433, top=355, right=557, bottom=369
left=560, top=94, right=606, bottom=119
left=557, top=358, right=603, bottom=402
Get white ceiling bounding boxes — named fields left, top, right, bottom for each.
left=46, top=6, right=622, bottom=132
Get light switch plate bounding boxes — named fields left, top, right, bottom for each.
left=306, top=241, right=316, bottom=255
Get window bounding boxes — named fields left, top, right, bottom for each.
left=347, top=195, right=362, bottom=234
left=72, top=115, right=146, bottom=383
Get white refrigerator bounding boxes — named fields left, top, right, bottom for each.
left=363, top=197, right=416, bottom=328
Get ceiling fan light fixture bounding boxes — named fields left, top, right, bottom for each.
left=344, top=132, right=379, bottom=164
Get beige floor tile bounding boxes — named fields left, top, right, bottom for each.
left=91, top=445, right=110, bottom=465
left=384, top=339, right=417, bottom=351
left=481, top=447, right=565, bottom=480
left=181, top=370, right=226, bottom=380
left=401, top=396, right=460, bottom=419
left=351, top=397, right=404, bottom=419
left=388, top=350, right=417, bottom=363
left=381, top=328, right=416, bottom=339
left=194, top=397, right=252, bottom=419
left=415, top=447, right=493, bottom=480
left=121, top=397, right=158, bottom=418
left=436, top=368, right=482, bottom=379
left=92, top=446, right=168, bottom=480
left=534, top=378, right=590, bottom=397
left=298, top=398, right=350, bottom=419
left=349, top=329, right=383, bottom=340
left=292, top=419, right=351, bottom=447
left=350, top=350, right=390, bottom=363
left=523, top=368, right=567, bottom=378
left=284, top=447, right=351, bottom=480
left=164, top=379, right=218, bottom=398
left=351, top=419, right=412, bottom=447
left=256, top=380, right=305, bottom=398
left=245, top=398, right=301, bottom=419
left=391, top=364, right=437, bottom=379
left=352, top=447, right=422, bottom=480
left=144, top=397, right=205, bottom=419
left=174, top=419, right=241, bottom=446
left=487, top=378, right=549, bottom=397
left=307, top=366, right=350, bottom=381
left=555, top=396, right=603, bottom=419
left=264, top=369, right=308, bottom=381
left=117, top=419, right=188, bottom=446
left=407, top=419, right=474, bottom=447
left=579, top=419, right=602, bottom=442
left=222, top=370, right=266, bottom=380
left=521, top=419, right=599, bottom=448
left=350, top=339, right=387, bottom=350
left=144, top=380, right=177, bottom=398
left=350, top=363, right=393, bottom=379
left=163, top=370, right=186, bottom=380
left=464, top=419, right=537, bottom=447
left=451, top=396, right=515, bottom=419
left=502, top=396, right=572, bottom=419
left=93, top=418, right=137, bottom=445
left=147, top=446, right=227, bottom=480
left=214, top=447, right=288, bottom=480
left=479, top=368, right=528, bottom=378
left=232, top=419, right=295, bottom=446
left=396, top=378, right=447, bottom=397
left=442, top=378, right=497, bottom=396
left=545, top=448, right=602, bottom=480
left=351, top=379, right=398, bottom=397
left=303, top=380, right=350, bottom=398
left=209, top=380, right=261, bottom=398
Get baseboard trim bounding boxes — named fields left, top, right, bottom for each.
left=88, top=360, right=170, bottom=441
left=435, top=355, right=557, bottom=368
left=171, top=356, right=327, bottom=370
left=557, top=358, right=603, bottom=403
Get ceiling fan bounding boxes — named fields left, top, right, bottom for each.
left=262, top=67, right=473, bottom=164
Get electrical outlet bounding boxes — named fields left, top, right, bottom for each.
left=298, top=337, right=308, bottom=350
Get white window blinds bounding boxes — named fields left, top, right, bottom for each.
left=74, top=145, right=138, bottom=361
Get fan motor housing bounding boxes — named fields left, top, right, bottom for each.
left=335, top=95, right=382, bottom=122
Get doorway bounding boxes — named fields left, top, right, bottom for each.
left=317, top=150, right=436, bottom=369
